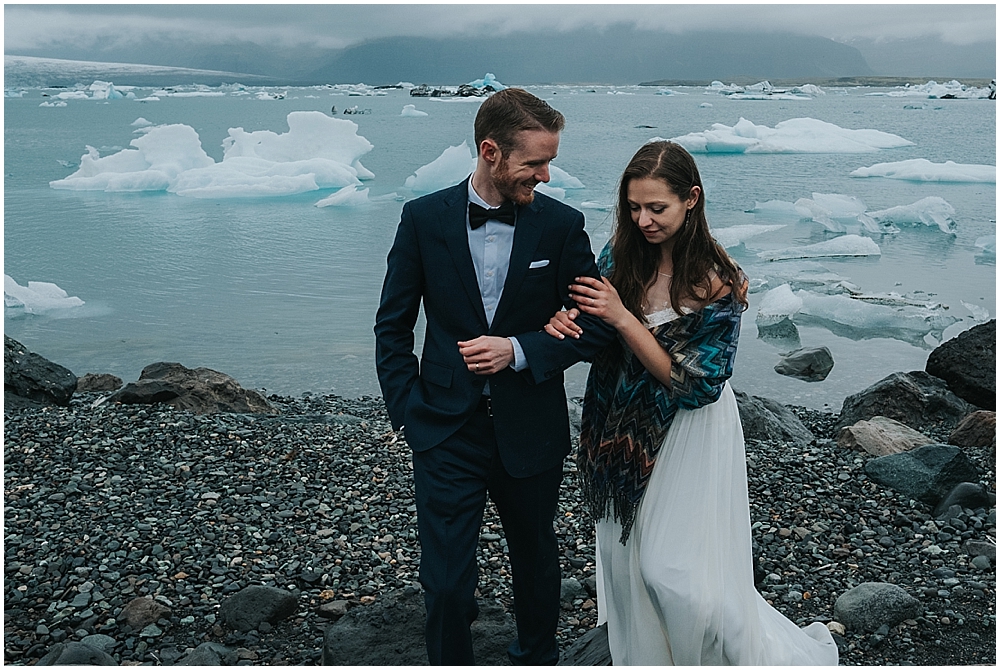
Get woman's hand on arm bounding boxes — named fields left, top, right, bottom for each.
left=544, top=308, right=583, bottom=340
left=570, top=276, right=675, bottom=387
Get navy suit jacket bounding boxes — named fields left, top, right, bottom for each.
left=374, top=178, right=616, bottom=478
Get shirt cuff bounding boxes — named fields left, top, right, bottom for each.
left=509, top=337, right=528, bottom=371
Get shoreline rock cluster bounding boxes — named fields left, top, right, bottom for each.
left=4, top=322, right=995, bottom=665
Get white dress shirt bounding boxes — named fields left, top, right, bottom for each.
left=467, top=180, right=528, bottom=380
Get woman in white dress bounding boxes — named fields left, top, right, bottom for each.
left=546, top=141, right=838, bottom=665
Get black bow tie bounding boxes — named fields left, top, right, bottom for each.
left=469, top=201, right=516, bottom=230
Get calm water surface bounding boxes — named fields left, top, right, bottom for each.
left=5, top=85, right=995, bottom=409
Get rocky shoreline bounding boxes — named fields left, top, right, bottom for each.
left=3, top=326, right=996, bottom=666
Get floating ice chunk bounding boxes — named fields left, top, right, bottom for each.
left=657, top=88, right=687, bottom=96
left=50, top=125, right=215, bottom=192
left=747, top=199, right=808, bottom=221
left=941, top=320, right=976, bottom=342
left=404, top=141, right=476, bottom=193
left=867, top=79, right=994, bottom=100
left=223, top=112, right=372, bottom=166
left=39, top=100, right=68, bottom=107
left=401, top=104, right=428, bottom=117
left=756, top=284, right=802, bottom=326
left=759, top=234, right=881, bottom=261
left=4, top=275, right=85, bottom=313
left=975, top=235, right=996, bottom=254
left=352, top=160, right=375, bottom=181
left=171, top=157, right=360, bottom=198
left=467, top=73, right=507, bottom=91
left=795, top=289, right=957, bottom=344
left=711, top=224, right=786, bottom=248
left=136, top=96, right=160, bottom=102
left=961, top=300, right=991, bottom=322
left=5, top=89, right=24, bottom=98
left=705, top=81, right=744, bottom=94
left=867, top=196, right=957, bottom=234
left=533, top=183, right=565, bottom=200
left=316, top=185, right=370, bottom=208
left=89, top=81, right=123, bottom=100
left=580, top=201, right=613, bottom=211
left=851, top=159, right=995, bottom=183
left=791, top=84, right=825, bottom=96
left=131, top=117, right=153, bottom=128
left=55, top=90, right=90, bottom=100
left=547, top=166, right=584, bottom=189
left=672, top=117, right=912, bottom=154
left=700, top=102, right=713, bottom=108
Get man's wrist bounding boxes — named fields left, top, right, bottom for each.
left=508, top=336, right=528, bottom=371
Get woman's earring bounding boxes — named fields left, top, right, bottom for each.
left=684, top=209, right=692, bottom=226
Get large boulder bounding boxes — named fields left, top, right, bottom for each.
left=948, top=411, right=996, bottom=449
left=4, top=336, right=76, bottom=409
left=322, top=587, right=515, bottom=665
left=219, top=585, right=298, bottom=633
left=837, top=416, right=934, bottom=457
left=773, top=346, right=834, bottom=382
left=558, top=623, right=611, bottom=666
left=833, top=582, right=922, bottom=633
left=36, top=641, right=118, bottom=665
left=926, top=320, right=995, bottom=409
left=836, top=371, right=972, bottom=432
left=734, top=389, right=815, bottom=446
left=864, top=443, right=982, bottom=506
left=108, top=362, right=277, bottom=414
left=932, top=482, right=996, bottom=519
left=76, top=372, right=123, bottom=392
left=175, top=642, right=238, bottom=665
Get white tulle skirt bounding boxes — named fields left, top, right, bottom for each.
left=594, top=383, right=839, bottom=665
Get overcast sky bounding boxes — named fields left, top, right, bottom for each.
left=5, top=3, right=996, bottom=55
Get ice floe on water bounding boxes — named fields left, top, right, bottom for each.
left=467, top=73, right=507, bottom=91
left=403, top=141, right=583, bottom=197
left=315, top=185, right=370, bottom=208
left=668, top=117, right=912, bottom=153
left=749, top=193, right=958, bottom=235
left=39, top=100, right=67, bottom=107
left=401, top=104, right=428, bottom=117
left=131, top=117, right=153, bottom=128
left=865, top=79, right=995, bottom=100
left=711, top=224, right=786, bottom=249
left=404, top=142, right=475, bottom=193
left=5, top=275, right=84, bottom=313
left=851, top=159, right=996, bottom=183
left=759, top=234, right=881, bottom=261
left=50, top=112, right=374, bottom=198
left=975, top=235, right=996, bottom=255
left=867, top=197, right=957, bottom=234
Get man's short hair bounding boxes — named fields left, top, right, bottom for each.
left=474, top=88, right=565, bottom=156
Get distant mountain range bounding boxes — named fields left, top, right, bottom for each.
left=6, top=26, right=994, bottom=87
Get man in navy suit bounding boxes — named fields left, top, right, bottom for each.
left=375, top=88, right=614, bottom=665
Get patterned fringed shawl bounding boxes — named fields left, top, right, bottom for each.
left=578, top=244, right=747, bottom=544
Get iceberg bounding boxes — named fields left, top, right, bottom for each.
left=961, top=300, right=991, bottom=322
left=794, top=289, right=958, bottom=345
left=467, top=73, right=507, bottom=91
left=89, top=80, right=123, bottom=100
left=54, top=90, right=91, bottom=100
left=711, top=224, right=786, bottom=249
left=533, top=183, right=565, bottom=200
left=865, top=80, right=994, bottom=100
left=747, top=199, right=808, bottom=221
left=547, top=165, right=585, bottom=189
left=851, top=159, right=995, bottom=183
left=39, top=100, right=68, bottom=107
left=756, top=284, right=802, bottom=326
left=975, top=235, right=996, bottom=254
left=867, top=196, right=957, bottom=234
left=700, top=103, right=713, bottom=108
left=581, top=201, right=613, bottom=211
left=404, top=141, right=476, bottom=193
left=759, top=234, right=881, bottom=261
left=315, top=185, right=370, bottom=208
left=4, top=275, right=85, bottom=313
left=50, top=112, right=374, bottom=198
left=401, top=104, right=428, bottom=117
left=671, top=117, right=913, bottom=154
left=131, top=117, right=153, bottom=128
left=657, top=88, right=687, bottom=96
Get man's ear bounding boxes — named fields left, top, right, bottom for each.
left=478, top=138, right=501, bottom=165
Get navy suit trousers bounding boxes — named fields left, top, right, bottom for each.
left=412, top=408, right=562, bottom=665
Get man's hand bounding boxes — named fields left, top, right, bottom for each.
left=458, top=336, right=514, bottom=375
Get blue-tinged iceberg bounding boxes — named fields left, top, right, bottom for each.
left=759, top=234, right=881, bottom=261
left=867, top=197, right=957, bottom=234
left=467, top=73, right=507, bottom=91
left=5, top=275, right=84, bottom=313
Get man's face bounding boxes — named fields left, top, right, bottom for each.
left=490, top=129, right=560, bottom=206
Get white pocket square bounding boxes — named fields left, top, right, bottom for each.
left=528, top=260, right=550, bottom=269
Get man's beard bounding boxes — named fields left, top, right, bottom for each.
left=492, top=156, right=535, bottom=206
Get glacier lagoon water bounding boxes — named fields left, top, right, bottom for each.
left=4, top=84, right=995, bottom=409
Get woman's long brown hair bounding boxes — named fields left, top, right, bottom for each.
left=609, top=141, right=747, bottom=323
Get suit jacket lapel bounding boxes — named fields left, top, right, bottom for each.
left=490, top=197, right=545, bottom=332
left=441, top=178, right=489, bottom=330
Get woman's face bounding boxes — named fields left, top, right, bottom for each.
left=626, top=177, right=700, bottom=247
